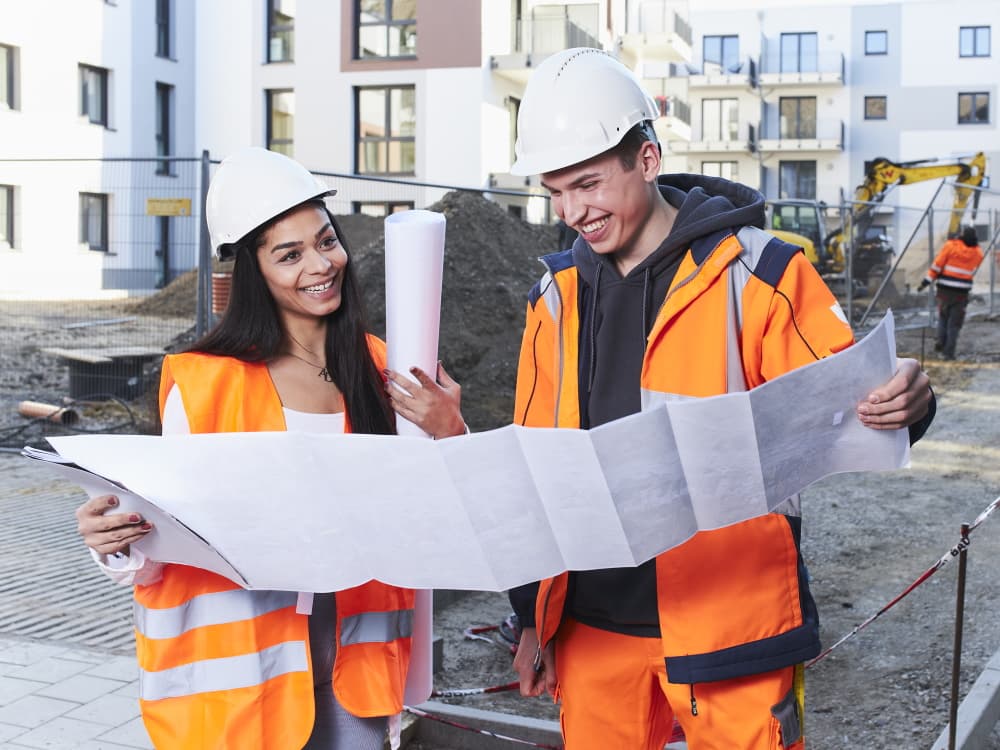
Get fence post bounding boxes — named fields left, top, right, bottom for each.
left=927, top=208, right=936, bottom=336
left=196, top=150, right=212, bottom=337
left=947, top=522, right=970, bottom=750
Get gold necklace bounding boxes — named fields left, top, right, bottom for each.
left=285, top=335, right=334, bottom=382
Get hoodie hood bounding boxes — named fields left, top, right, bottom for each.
left=572, top=173, right=766, bottom=286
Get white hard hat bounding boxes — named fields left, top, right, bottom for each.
left=206, top=147, right=337, bottom=260
left=510, top=48, right=659, bottom=176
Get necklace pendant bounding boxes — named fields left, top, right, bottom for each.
left=318, top=367, right=334, bottom=383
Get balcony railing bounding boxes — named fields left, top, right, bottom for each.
left=758, top=50, right=845, bottom=81
left=674, top=121, right=756, bottom=153
left=654, top=95, right=691, bottom=126
left=631, top=0, right=692, bottom=45
left=514, top=6, right=600, bottom=55
left=758, top=118, right=844, bottom=145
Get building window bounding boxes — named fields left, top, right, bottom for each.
left=959, top=26, right=990, bottom=57
left=352, top=201, right=414, bottom=218
left=267, top=0, right=295, bottom=62
left=958, top=92, right=989, bottom=124
left=0, top=184, right=14, bottom=248
left=703, top=34, right=739, bottom=74
left=864, top=95, right=887, bottom=120
left=507, top=96, right=520, bottom=168
left=779, top=96, right=817, bottom=138
left=0, top=44, right=15, bottom=110
left=779, top=161, right=816, bottom=199
left=80, top=193, right=109, bottom=252
left=155, top=0, right=171, bottom=58
left=701, top=161, right=738, bottom=181
left=155, top=82, right=173, bottom=174
left=356, top=0, right=417, bottom=59
left=266, top=89, right=294, bottom=156
left=702, top=98, right=738, bottom=141
left=355, top=85, right=416, bottom=175
left=79, top=64, right=109, bottom=126
left=780, top=32, right=818, bottom=73
left=865, top=30, right=887, bottom=55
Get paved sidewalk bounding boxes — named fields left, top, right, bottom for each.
left=0, top=635, right=151, bottom=749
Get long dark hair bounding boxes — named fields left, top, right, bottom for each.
left=189, top=202, right=396, bottom=435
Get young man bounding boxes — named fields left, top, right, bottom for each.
left=918, top=225, right=984, bottom=360
left=507, top=48, right=935, bottom=750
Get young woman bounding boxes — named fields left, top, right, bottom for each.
left=75, top=147, right=464, bottom=749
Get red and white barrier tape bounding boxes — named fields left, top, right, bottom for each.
left=431, top=681, right=519, bottom=698
left=404, top=704, right=562, bottom=749
left=807, top=495, right=1000, bottom=668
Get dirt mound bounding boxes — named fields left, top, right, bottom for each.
left=352, top=191, right=558, bottom=431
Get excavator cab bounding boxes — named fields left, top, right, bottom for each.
left=766, top=199, right=835, bottom=269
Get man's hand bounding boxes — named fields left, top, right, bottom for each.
left=918, top=279, right=930, bottom=292
left=512, top=626, right=557, bottom=698
left=857, top=357, right=931, bottom=430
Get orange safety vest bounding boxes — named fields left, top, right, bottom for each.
left=515, top=226, right=854, bottom=685
left=137, top=335, right=413, bottom=749
left=924, top=238, right=984, bottom=291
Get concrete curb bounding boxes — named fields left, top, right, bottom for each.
left=930, top=647, right=1000, bottom=749
left=410, top=700, right=561, bottom=750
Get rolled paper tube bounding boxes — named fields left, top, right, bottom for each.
left=18, top=400, right=79, bottom=425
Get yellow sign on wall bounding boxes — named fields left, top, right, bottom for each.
left=146, top=198, right=192, bottom=216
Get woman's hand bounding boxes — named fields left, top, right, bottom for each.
left=384, top=362, right=466, bottom=439
left=75, top=494, right=153, bottom=556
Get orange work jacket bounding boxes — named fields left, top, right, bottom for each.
left=136, top=335, right=413, bottom=749
left=924, top=237, right=984, bottom=291
left=515, top=226, right=855, bottom=685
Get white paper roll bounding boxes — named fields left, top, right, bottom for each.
left=384, top=209, right=446, bottom=438
left=383, top=208, right=445, bottom=705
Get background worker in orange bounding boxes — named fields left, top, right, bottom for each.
left=506, top=48, right=936, bottom=750
left=75, top=148, right=465, bottom=749
left=918, top=225, right=984, bottom=360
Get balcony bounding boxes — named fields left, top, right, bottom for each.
left=618, top=0, right=693, bottom=63
left=488, top=172, right=543, bottom=192
left=651, top=94, right=692, bottom=142
left=491, top=4, right=601, bottom=84
left=757, top=51, right=845, bottom=86
left=756, top=119, right=844, bottom=152
left=686, top=58, right=757, bottom=89
left=670, top=122, right=756, bottom=154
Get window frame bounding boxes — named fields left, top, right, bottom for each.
left=0, top=44, right=14, bottom=110
left=266, top=88, right=295, bottom=156
left=864, top=95, right=887, bottom=120
left=266, top=0, right=295, bottom=63
left=155, top=82, right=173, bottom=175
left=355, top=0, right=417, bottom=60
left=779, top=31, right=818, bottom=74
left=354, top=84, right=416, bottom=176
left=79, top=64, right=109, bottom=127
left=0, top=184, right=14, bottom=249
left=959, top=26, right=990, bottom=58
left=958, top=91, right=990, bottom=124
left=865, top=30, right=888, bottom=55
left=701, top=97, right=739, bottom=142
left=778, top=160, right=817, bottom=200
left=779, top=96, right=817, bottom=138
left=351, top=200, right=415, bottom=218
left=79, top=192, right=109, bottom=252
left=155, top=0, right=171, bottom=58
left=702, top=34, right=739, bottom=73
left=700, top=161, right=738, bottom=181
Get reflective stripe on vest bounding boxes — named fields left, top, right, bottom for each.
left=134, top=589, right=298, bottom=640
left=340, top=608, right=413, bottom=647
left=140, top=640, right=308, bottom=701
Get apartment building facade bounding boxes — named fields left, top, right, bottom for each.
left=0, top=0, right=996, bottom=299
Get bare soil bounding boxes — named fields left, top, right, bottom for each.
left=1, top=198, right=997, bottom=747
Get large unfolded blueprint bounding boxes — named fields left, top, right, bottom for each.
left=25, top=314, right=909, bottom=593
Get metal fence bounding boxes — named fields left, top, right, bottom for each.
left=1, top=154, right=996, bottom=449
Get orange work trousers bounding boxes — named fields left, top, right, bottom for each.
left=554, top=618, right=805, bottom=750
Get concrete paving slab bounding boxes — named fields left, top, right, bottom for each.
left=63, top=694, right=142, bottom=727
left=80, top=658, right=138, bottom=684
left=5, top=716, right=109, bottom=748
left=0, top=677, right=48, bottom=706
left=35, top=675, right=126, bottom=704
left=0, top=695, right=77, bottom=729
left=94, top=717, right=153, bottom=749
left=6, top=657, right=94, bottom=684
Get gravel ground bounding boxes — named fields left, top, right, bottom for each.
left=415, top=315, right=1000, bottom=750
left=2, top=271, right=998, bottom=748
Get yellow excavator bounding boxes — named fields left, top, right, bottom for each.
left=768, top=151, right=987, bottom=290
